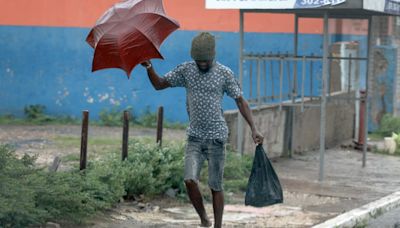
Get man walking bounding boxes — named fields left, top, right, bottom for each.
left=141, top=32, right=263, bottom=228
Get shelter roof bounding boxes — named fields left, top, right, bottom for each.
left=206, top=0, right=400, bottom=18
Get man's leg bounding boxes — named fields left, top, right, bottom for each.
left=184, top=138, right=211, bottom=227
left=185, top=180, right=212, bottom=227
left=208, top=139, right=226, bottom=228
left=211, top=189, right=224, bottom=228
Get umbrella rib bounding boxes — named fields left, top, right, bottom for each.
left=117, top=11, right=179, bottom=68
left=129, top=12, right=179, bottom=27
left=129, top=25, right=163, bottom=55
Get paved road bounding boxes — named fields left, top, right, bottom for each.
left=368, top=206, right=400, bottom=228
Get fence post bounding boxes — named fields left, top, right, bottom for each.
left=122, top=110, right=129, bottom=161
left=156, top=106, right=164, bottom=147
left=80, top=110, right=89, bottom=170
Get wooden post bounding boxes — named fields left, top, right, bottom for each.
left=122, top=110, right=129, bottom=161
left=80, top=110, right=89, bottom=170
left=48, top=156, right=61, bottom=172
left=156, top=106, right=164, bottom=147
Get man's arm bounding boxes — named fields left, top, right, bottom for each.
left=235, top=96, right=264, bottom=144
left=141, top=61, right=170, bottom=90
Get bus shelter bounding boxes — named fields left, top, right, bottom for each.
left=207, top=0, right=400, bottom=181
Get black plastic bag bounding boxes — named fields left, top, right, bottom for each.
left=245, top=145, right=283, bottom=207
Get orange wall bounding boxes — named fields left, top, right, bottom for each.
left=0, top=0, right=368, bottom=34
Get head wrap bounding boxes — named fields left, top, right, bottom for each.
left=190, top=32, right=216, bottom=61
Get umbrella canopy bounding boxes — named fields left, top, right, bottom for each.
left=86, top=0, right=180, bottom=78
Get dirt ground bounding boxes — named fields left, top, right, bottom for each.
left=2, top=124, right=399, bottom=227
left=0, top=124, right=186, bottom=167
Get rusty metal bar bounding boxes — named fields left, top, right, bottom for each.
left=80, top=110, right=89, bottom=171
left=157, top=106, right=164, bottom=147
left=122, top=110, right=129, bottom=161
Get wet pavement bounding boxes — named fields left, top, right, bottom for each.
left=367, top=206, right=400, bottom=228
left=94, top=145, right=400, bottom=227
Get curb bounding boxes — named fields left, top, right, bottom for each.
left=313, top=191, right=400, bottom=228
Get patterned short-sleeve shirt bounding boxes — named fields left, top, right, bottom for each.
left=164, top=61, right=242, bottom=140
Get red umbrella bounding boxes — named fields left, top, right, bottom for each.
left=86, top=0, right=180, bottom=78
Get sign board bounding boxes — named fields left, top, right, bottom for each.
left=384, top=0, right=400, bottom=14
left=363, top=0, right=400, bottom=15
left=206, top=0, right=346, bottom=9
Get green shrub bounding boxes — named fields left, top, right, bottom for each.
left=84, top=156, right=126, bottom=210
left=0, top=145, right=49, bottom=227
left=24, top=104, right=54, bottom=123
left=24, top=104, right=46, bottom=119
left=122, top=139, right=185, bottom=197
left=34, top=172, right=97, bottom=224
left=377, top=114, right=400, bottom=137
left=0, top=140, right=253, bottom=227
left=223, top=151, right=253, bottom=192
left=0, top=145, right=125, bottom=227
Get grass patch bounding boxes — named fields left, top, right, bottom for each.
left=54, top=136, right=121, bottom=148
left=61, top=153, right=80, bottom=162
left=368, top=133, right=384, bottom=141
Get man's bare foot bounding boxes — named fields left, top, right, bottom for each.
left=200, top=218, right=212, bottom=227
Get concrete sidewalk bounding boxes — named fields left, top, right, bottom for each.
left=274, top=147, right=400, bottom=227
left=94, top=147, right=400, bottom=227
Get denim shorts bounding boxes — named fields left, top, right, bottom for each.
left=184, top=136, right=226, bottom=191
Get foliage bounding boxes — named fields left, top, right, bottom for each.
left=0, top=145, right=124, bottom=227
left=392, top=132, right=400, bottom=147
left=122, top=139, right=186, bottom=197
left=136, top=106, right=158, bottom=128
left=24, top=104, right=46, bottom=120
left=0, top=105, right=79, bottom=125
left=98, top=106, right=134, bottom=127
left=223, top=151, right=253, bottom=192
left=391, top=132, right=400, bottom=155
left=0, top=145, right=49, bottom=227
left=99, top=106, right=186, bottom=129
left=23, top=104, right=55, bottom=123
left=0, top=139, right=253, bottom=227
left=376, top=114, right=400, bottom=137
